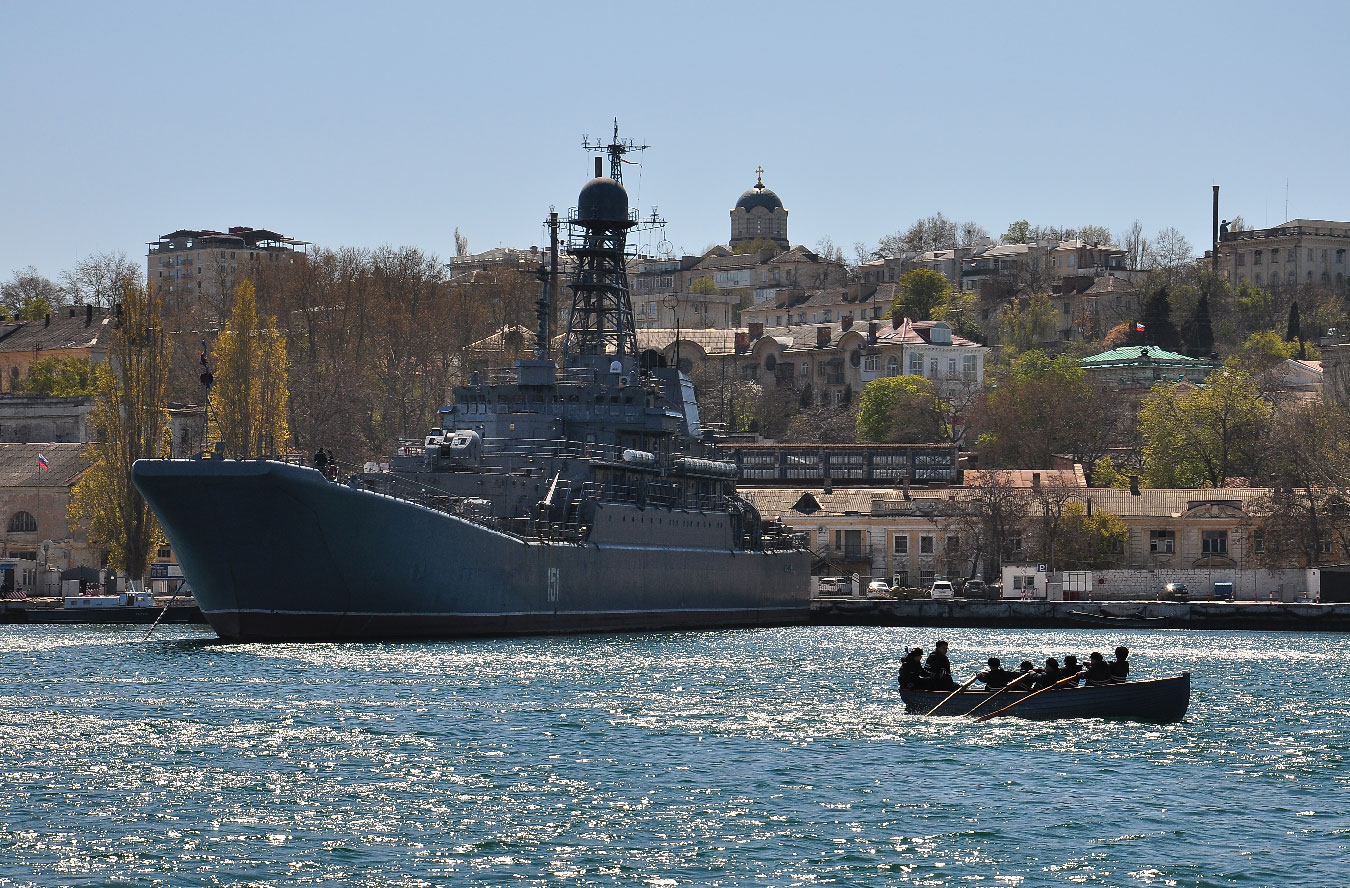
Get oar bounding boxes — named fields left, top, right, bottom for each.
left=962, top=671, right=1035, bottom=719
left=925, top=674, right=981, bottom=716
left=973, top=672, right=1081, bottom=722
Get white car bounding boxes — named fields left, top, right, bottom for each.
left=866, top=580, right=892, bottom=598
left=929, top=580, right=955, bottom=599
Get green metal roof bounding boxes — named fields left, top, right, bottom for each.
left=1080, top=345, right=1213, bottom=368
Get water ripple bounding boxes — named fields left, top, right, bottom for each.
left=0, top=625, right=1347, bottom=886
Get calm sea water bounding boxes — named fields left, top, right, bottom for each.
left=0, top=624, right=1346, bottom=888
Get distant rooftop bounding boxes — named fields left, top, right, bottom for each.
left=148, top=226, right=309, bottom=252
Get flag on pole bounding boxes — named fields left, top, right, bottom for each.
left=1135, top=322, right=1146, bottom=332
left=37, top=454, right=49, bottom=471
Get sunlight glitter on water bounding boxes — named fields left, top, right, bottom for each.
left=0, top=624, right=1347, bottom=887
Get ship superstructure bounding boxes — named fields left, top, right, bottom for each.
left=132, top=129, right=812, bottom=641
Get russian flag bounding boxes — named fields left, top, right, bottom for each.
left=37, top=454, right=49, bottom=471
left=1135, top=322, right=1146, bottom=332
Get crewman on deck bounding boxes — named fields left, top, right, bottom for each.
left=976, top=657, right=1017, bottom=689
left=898, top=647, right=933, bottom=689
left=925, top=640, right=955, bottom=690
left=1083, top=651, right=1113, bottom=686
left=1032, top=657, right=1063, bottom=690
left=1110, top=646, right=1130, bottom=682
left=1060, top=654, right=1083, bottom=687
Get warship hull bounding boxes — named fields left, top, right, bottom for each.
left=133, top=459, right=812, bottom=641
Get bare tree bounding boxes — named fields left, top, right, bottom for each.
left=1, top=266, right=61, bottom=317
left=1119, top=220, right=1148, bottom=270
left=1146, top=226, right=1193, bottom=270
left=935, top=471, right=1030, bottom=580
left=958, top=220, right=990, bottom=249
left=61, top=252, right=142, bottom=308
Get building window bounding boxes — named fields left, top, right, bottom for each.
left=863, top=355, right=878, bottom=372
left=919, top=570, right=935, bottom=588
left=1254, top=250, right=1262, bottom=265
left=157, top=547, right=172, bottom=559
left=1150, top=530, right=1175, bottom=554
left=948, top=357, right=957, bottom=376
left=893, top=535, right=909, bottom=555
left=909, top=354, right=923, bottom=374
left=920, top=535, right=934, bottom=554
left=1009, top=537, right=1023, bottom=552
left=1320, top=538, right=1334, bottom=556
left=886, top=356, right=899, bottom=376
left=1201, top=531, right=1228, bottom=555
left=1338, top=250, right=1345, bottom=264
left=945, top=535, right=959, bottom=553
left=8, top=511, right=36, bottom=533
left=801, top=363, right=809, bottom=377
left=1237, top=253, right=1246, bottom=266
left=1308, top=249, right=1314, bottom=261
left=1290, top=272, right=1296, bottom=284
left=963, top=355, right=977, bottom=376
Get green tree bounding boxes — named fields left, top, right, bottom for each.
left=16, top=355, right=97, bottom=396
left=67, top=280, right=169, bottom=577
left=1226, top=330, right=1299, bottom=374
left=211, top=280, right=290, bottom=458
left=689, top=277, right=719, bottom=296
left=891, top=269, right=951, bottom=321
left=1140, top=369, right=1271, bottom=488
left=1055, top=502, right=1129, bottom=569
left=17, top=294, right=52, bottom=321
left=1002, top=219, right=1031, bottom=244
left=996, top=293, right=1056, bottom=354
left=1130, top=287, right=1181, bottom=350
left=855, top=375, right=946, bottom=443
left=936, top=289, right=983, bottom=342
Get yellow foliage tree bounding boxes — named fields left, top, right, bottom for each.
left=67, top=280, right=169, bottom=577
left=210, top=280, right=290, bottom=458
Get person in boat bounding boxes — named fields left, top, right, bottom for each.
left=1083, top=651, right=1114, bottom=686
left=898, top=647, right=933, bottom=689
left=1110, top=646, right=1130, bottom=682
left=1031, top=657, right=1062, bottom=690
left=925, top=640, right=955, bottom=690
left=976, top=657, right=1018, bottom=690
left=1060, top=654, right=1083, bottom=687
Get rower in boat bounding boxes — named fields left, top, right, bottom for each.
left=925, top=640, right=955, bottom=691
left=1083, top=651, right=1114, bottom=686
left=1031, top=657, right=1062, bottom=690
left=898, top=647, right=934, bottom=689
left=1060, top=654, right=1082, bottom=687
left=1110, top=646, right=1130, bottom=682
left=976, top=657, right=1018, bottom=689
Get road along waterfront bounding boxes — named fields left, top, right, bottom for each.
left=1, top=624, right=1347, bottom=887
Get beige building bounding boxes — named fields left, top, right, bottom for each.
left=1212, top=219, right=1350, bottom=293
left=0, top=443, right=97, bottom=580
left=0, top=305, right=112, bottom=394
left=729, top=169, right=789, bottom=250
left=147, top=226, right=309, bottom=313
left=740, top=483, right=1288, bottom=593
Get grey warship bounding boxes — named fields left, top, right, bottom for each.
left=132, top=132, right=813, bottom=641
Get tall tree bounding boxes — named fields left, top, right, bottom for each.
left=1119, top=220, right=1147, bottom=271
left=0, top=266, right=61, bottom=318
left=61, top=252, right=142, bottom=308
left=1139, top=369, right=1271, bottom=488
left=1180, top=293, right=1215, bottom=357
left=996, top=293, right=1057, bottom=354
left=67, top=280, right=170, bottom=578
left=855, top=375, right=946, bottom=443
left=1131, top=287, right=1181, bottom=351
left=211, top=280, right=290, bottom=458
left=891, top=269, right=951, bottom=321
left=1286, top=301, right=1305, bottom=359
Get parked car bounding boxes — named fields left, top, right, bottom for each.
left=1163, top=582, right=1189, bottom=601
left=866, top=580, right=892, bottom=598
left=929, top=580, right=955, bottom=599
left=817, top=577, right=840, bottom=595
left=962, top=578, right=987, bottom=599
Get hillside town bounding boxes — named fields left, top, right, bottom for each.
left=2, top=175, right=1349, bottom=603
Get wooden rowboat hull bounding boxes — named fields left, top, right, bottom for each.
left=901, top=672, right=1191, bottom=723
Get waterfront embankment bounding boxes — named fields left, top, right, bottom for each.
left=0, top=598, right=204, bottom=624
left=812, top=597, right=1350, bottom=630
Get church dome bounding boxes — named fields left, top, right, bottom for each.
left=735, top=183, right=783, bottom=213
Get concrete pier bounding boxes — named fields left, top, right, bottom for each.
left=812, top=598, right=1350, bottom=631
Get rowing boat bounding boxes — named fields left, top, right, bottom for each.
left=900, top=672, right=1190, bottom=722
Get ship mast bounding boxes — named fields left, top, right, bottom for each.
left=561, top=121, right=645, bottom=371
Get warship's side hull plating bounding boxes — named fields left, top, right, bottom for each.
left=133, top=459, right=812, bottom=641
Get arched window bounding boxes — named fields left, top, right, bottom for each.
left=8, top=511, right=36, bottom=533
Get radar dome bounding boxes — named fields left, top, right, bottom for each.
left=577, top=176, right=629, bottom=224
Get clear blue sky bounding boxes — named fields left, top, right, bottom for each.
left=3, top=1, right=1347, bottom=282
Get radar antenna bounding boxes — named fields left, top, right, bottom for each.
left=581, top=118, right=648, bottom=186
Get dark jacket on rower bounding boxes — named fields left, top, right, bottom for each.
left=898, top=650, right=932, bottom=689
left=1032, top=658, right=1062, bottom=690
left=976, top=658, right=1018, bottom=689
left=1084, top=652, right=1113, bottom=685
left=1060, top=656, right=1082, bottom=687
left=925, top=649, right=954, bottom=690
left=1110, top=647, right=1130, bottom=682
